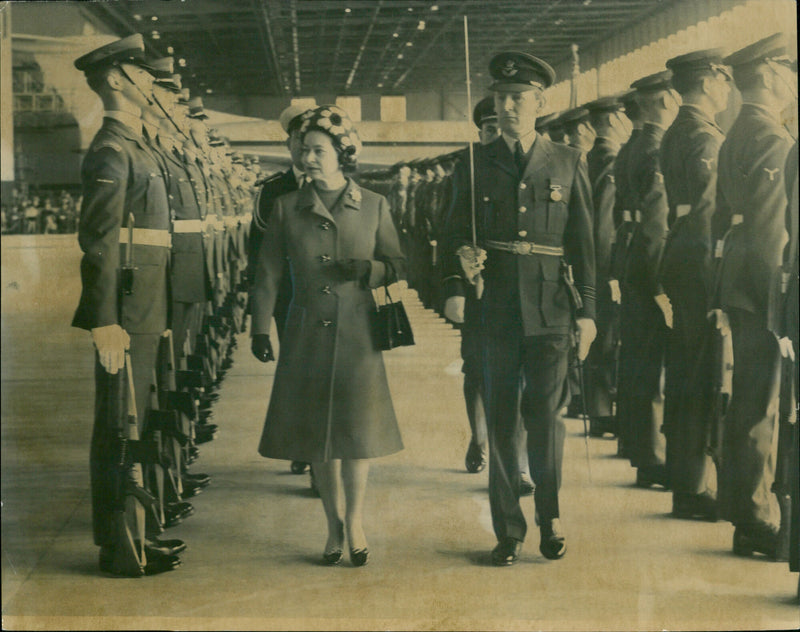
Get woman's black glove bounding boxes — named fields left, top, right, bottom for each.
left=335, top=259, right=371, bottom=285
left=251, top=334, right=275, bottom=363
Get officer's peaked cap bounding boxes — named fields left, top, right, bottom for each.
left=723, top=32, right=791, bottom=68
left=74, top=33, right=152, bottom=73
left=631, top=70, right=673, bottom=93
left=489, top=51, right=556, bottom=92
left=667, top=48, right=731, bottom=80
left=473, top=96, right=497, bottom=128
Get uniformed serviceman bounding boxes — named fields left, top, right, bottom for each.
left=609, top=89, right=643, bottom=459
left=658, top=49, right=732, bottom=520
left=456, top=97, right=532, bottom=494
left=72, top=34, right=182, bottom=576
left=584, top=96, right=631, bottom=437
left=560, top=107, right=596, bottom=155
left=248, top=104, right=312, bottom=476
left=534, top=112, right=560, bottom=142
left=442, top=51, right=596, bottom=565
left=712, top=33, right=796, bottom=559
left=619, top=70, right=679, bottom=489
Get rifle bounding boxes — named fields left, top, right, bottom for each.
left=703, top=310, right=732, bottom=471
left=773, top=351, right=796, bottom=561
left=562, top=260, right=592, bottom=481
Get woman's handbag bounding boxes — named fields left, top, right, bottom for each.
left=370, top=284, right=415, bottom=350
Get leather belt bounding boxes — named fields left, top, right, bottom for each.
left=484, top=240, right=564, bottom=256
left=172, top=219, right=203, bottom=233
left=731, top=214, right=743, bottom=226
left=634, top=210, right=642, bottom=223
left=622, top=210, right=632, bottom=222
left=119, top=228, right=171, bottom=248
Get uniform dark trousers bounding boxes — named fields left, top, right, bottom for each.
left=585, top=295, right=616, bottom=419
left=665, top=291, right=716, bottom=497
left=483, top=329, right=568, bottom=542
left=462, top=328, right=488, bottom=450
left=620, top=289, right=666, bottom=468
left=718, top=308, right=781, bottom=527
left=90, top=333, right=160, bottom=546
left=172, top=302, right=202, bottom=361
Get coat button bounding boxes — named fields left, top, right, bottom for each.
left=519, top=182, right=527, bottom=190
left=483, top=196, right=490, bottom=202
left=320, top=254, right=332, bottom=263
left=320, top=319, right=334, bottom=327
left=518, top=206, right=527, bottom=213
left=518, top=230, right=528, bottom=237
left=319, top=221, right=331, bottom=230
left=321, top=285, right=332, bottom=294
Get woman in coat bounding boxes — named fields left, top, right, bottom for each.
left=250, top=105, right=405, bottom=567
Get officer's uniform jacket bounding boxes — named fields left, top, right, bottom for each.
left=587, top=136, right=621, bottom=291
left=156, top=139, right=209, bottom=304
left=442, top=134, right=596, bottom=337
left=609, top=128, right=641, bottom=286
left=622, top=123, right=669, bottom=298
left=714, top=103, right=793, bottom=323
left=72, top=117, right=170, bottom=334
left=658, top=105, right=725, bottom=299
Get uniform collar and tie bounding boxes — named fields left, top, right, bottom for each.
left=291, top=164, right=309, bottom=187
left=741, top=102, right=784, bottom=125
left=503, top=130, right=537, bottom=175
left=104, top=110, right=143, bottom=136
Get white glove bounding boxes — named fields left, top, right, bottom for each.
left=777, top=335, right=796, bottom=362
left=575, top=317, right=597, bottom=362
left=92, top=324, right=130, bottom=374
left=456, top=245, right=487, bottom=285
left=707, top=309, right=731, bottom=338
left=608, top=279, right=621, bottom=304
left=444, top=296, right=465, bottom=324
left=654, top=293, right=673, bottom=329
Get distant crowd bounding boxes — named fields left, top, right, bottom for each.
left=1, top=189, right=81, bottom=235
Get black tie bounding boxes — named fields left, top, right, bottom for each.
left=514, top=140, right=526, bottom=176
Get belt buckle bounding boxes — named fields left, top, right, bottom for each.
left=512, top=241, right=532, bottom=255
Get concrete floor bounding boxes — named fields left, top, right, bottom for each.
left=2, top=235, right=798, bottom=631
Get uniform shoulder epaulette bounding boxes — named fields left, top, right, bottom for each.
left=93, top=139, right=123, bottom=153
left=255, top=172, right=283, bottom=187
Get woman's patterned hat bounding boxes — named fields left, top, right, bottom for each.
left=300, top=105, right=362, bottom=168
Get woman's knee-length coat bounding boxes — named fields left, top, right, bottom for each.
left=250, top=178, right=405, bottom=462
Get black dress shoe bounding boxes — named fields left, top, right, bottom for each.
left=491, top=537, right=522, bottom=566
left=465, top=441, right=487, bottom=474
left=323, top=549, right=343, bottom=565
left=635, top=465, right=670, bottom=489
left=291, top=461, right=310, bottom=474
left=519, top=472, right=534, bottom=496
left=733, top=523, right=784, bottom=560
left=182, top=473, right=211, bottom=488
left=143, top=550, right=182, bottom=575
left=350, top=548, right=369, bottom=567
left=539, top=519, right=566, bottom=560
left=164, top=501, right=194, bottom=527
left=589, top=416, right=614, bottom=437
left=181, top=479, right=204, bottom=499
left=146, top=537, right=187, bottom=556
left=98, top=546, right=144, bottom=577
left=672, top=493, right=718, bottom=522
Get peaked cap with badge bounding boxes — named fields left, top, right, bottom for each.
left=630, top=69, right=673, bottom=93
left=473, top=96, right=498, bottom=129
left=74, top=33, right=154, bottom=74
left=488, top=51, right=556, bottom=92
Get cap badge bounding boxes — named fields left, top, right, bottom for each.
left=501, top=60, right=518, bottom=77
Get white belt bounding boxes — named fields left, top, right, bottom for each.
left=173, top=219, right=203, bottom=233
left=634, top=210, right=642, bottom=223
left=622, top=210, right=632, bottom=222
left=223, top=216, right=239, bottom=228
left=676, top=204, right=691, bottom=218
left=119, top=227, right=171, bottom=248
left=202, top=216, right=224, bottom=231
left=241, top=213, right=253, bottom=224
left=731, top=214, right=743, bottom=226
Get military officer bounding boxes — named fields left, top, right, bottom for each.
left=72, top=34, right=181, bottom=576
left=584, top=96, right=631, bottom=437
left=609, top=88, right=643, bottom=459
left=535, top=112, right=560, bottom=142
left=712, top=33, right=796, bottom=559
left=442, top=51, right=596, bottom=565
left=619, top=70, right=679, bottom=488
left=248, top=104, right=312, bottom=476
left=560, top=107, right=596, bottom=155
left=658, top=49, right=732, bottom=520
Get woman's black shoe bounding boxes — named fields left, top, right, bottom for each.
left=323, top=549, right=343, bottom=565
left=291, top=461, right=310, bottom=474
left=350, top=548, right=369, bottom=567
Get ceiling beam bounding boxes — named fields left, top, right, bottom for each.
left=251, top=0, right=286, bottom=95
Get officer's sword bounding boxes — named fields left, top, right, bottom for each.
left=463, top=15, right=476, bottom=249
